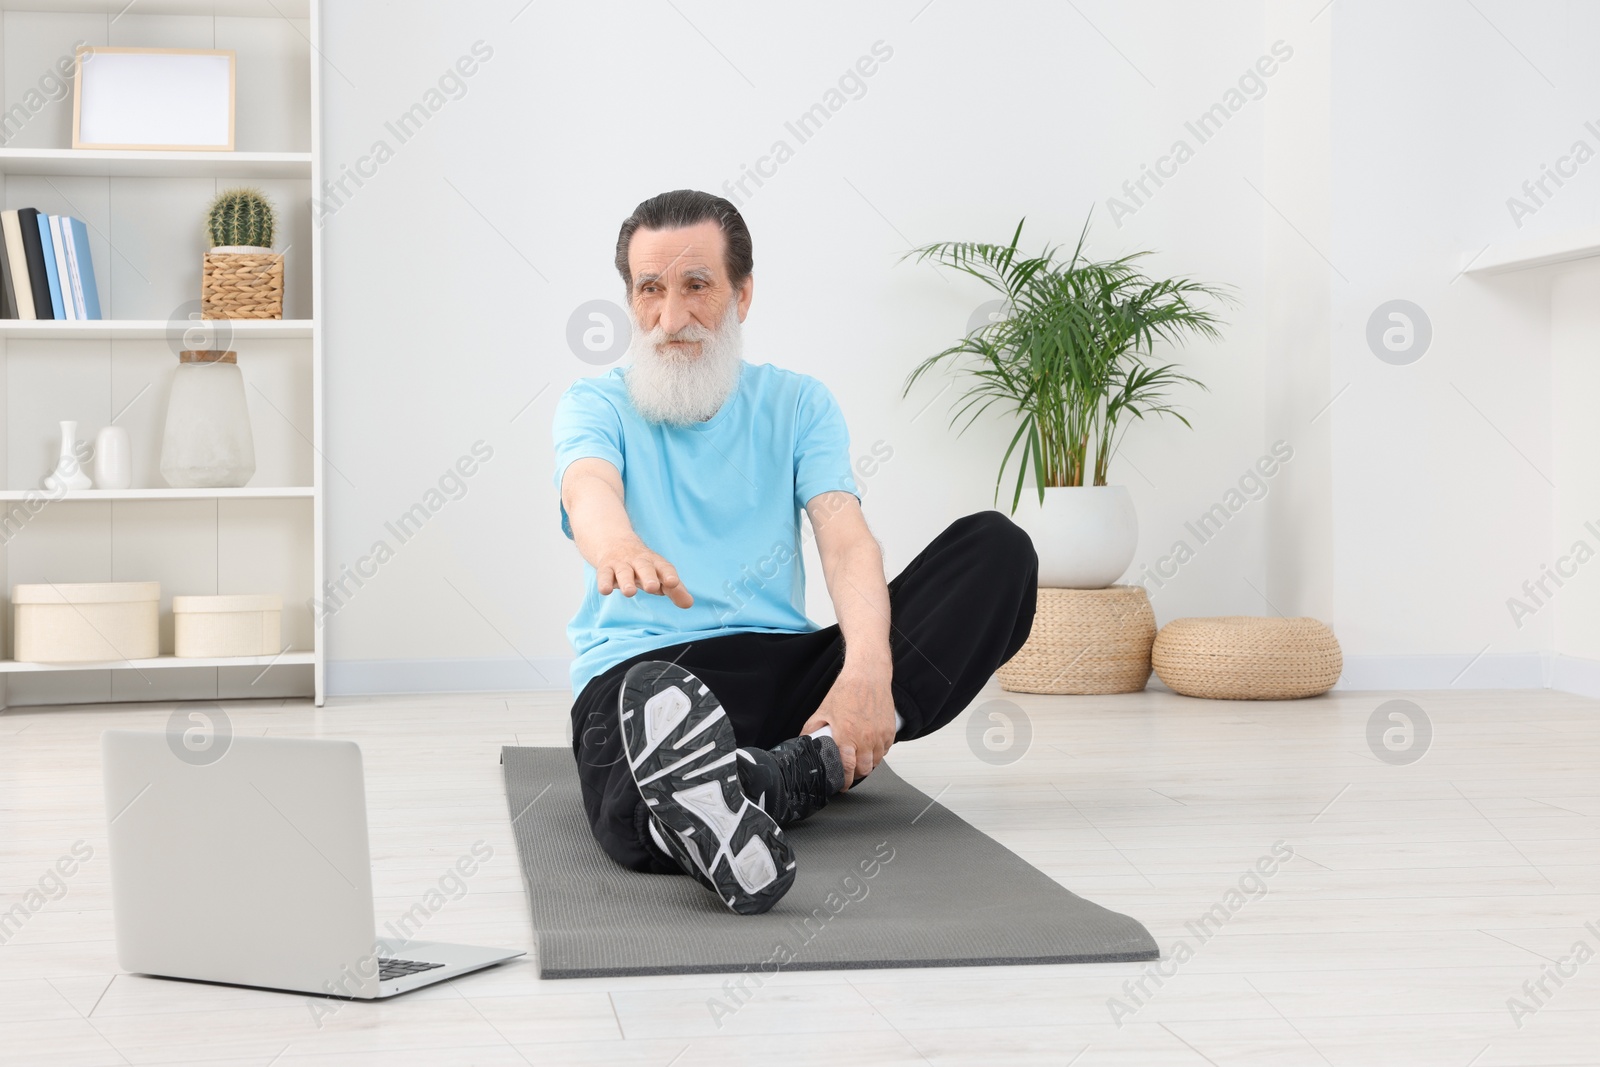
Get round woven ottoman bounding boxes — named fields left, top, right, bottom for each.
left=1152, top=616, right=1342, bottom=700
left=997, top=585, right=1156, bottom=695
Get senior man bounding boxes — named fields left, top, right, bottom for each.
left=554, top=189, right=1037, bottom=915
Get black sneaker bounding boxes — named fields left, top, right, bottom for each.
left=618, top=660, right=795, bottom=915
left=736, top=734, right=846, bottom=826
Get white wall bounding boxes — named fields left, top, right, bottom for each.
left=1262, top=0, right=1333, bottom=623
left=316, top=0, right=1598, bottom=696
left=1552, top=260, right=1600, bottom=689
left=1328, top=0, right=1599, bottom=687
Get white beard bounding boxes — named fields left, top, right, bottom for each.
left=624, top=301, right=744, bottom=426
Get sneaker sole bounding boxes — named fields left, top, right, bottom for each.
left=619, top=660, right=796, bottom=915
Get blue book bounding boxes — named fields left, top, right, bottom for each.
left=65, top=217, right=100, bottom=319
left=35, top=212, right=63, bottom=320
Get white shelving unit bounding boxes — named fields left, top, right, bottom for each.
left=0, top=487, right=314, bottom=501
left=0, top=148, right=312, bottom=178
left=0, top=0, right=322, bottom=708
left=0, top=319, right=313, bottom=339
left=0, top=651, right=315, bottom=674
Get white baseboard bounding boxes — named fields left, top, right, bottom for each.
left=1339, top=653, right=1600, bottom=698
left=1552, top=655, right=1600, bottom=699
left=1337, top=653, right=1547, bottom=691
left=327, top=657, right=572, bottom=696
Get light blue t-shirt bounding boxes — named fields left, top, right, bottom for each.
left=552, top=361, right=859, bottom=697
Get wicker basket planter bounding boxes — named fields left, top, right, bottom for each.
left=997, top=585, right=1156, bottom=695
left=1152, top=616, right=1342, bottom=700
left=201, top=248, right=283, bottom=319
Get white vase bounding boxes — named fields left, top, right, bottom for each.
left=95, top=425, right=133, bottom=490
left=42, top=420, right=93, bottom=491
left=160, top=351, right=256, bottom=488
left=1008, top=485, right=1138, bottom=589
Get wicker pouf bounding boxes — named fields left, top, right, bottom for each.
left=997, top=585, right=1156, bottom=695
left=1152, top=616, right=1342, bottom=700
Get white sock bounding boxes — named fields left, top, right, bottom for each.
left=806, top=713, right=904, bottom=743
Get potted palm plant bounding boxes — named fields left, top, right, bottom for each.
left=904, top=219, right=1232, bottom=588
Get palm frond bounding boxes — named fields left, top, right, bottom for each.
left=903, top=216, right=1232, bottom=507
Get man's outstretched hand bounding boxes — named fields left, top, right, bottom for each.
left=596, top=537, right=693, bottom=608
left=800, top=666, right=897, bottom=789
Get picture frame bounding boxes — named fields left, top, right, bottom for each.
left=72, top=46, right=236, bottom=151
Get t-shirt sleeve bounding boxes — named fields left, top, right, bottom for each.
left=792, top=377, right=860, bottom=511
left=552, top=382, right=625, bottom=540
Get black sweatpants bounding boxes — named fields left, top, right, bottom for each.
left=569, top=509, right=1039, bottom=873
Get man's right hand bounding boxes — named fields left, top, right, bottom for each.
left=596, top=538, right=693, bottom=608
left=561, top=460, right=692, bottom=609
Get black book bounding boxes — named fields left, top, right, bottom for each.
left=18, top=207, right=54, bottom=320
left=0, top=227, right=14, bottom=318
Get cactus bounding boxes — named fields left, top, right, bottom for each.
left=205, top=188, right=277, bottom=250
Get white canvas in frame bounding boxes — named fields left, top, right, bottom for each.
left=73, top=47, right=236, bottom=151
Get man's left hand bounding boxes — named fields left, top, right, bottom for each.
left=800, top=666, right=897, bottom=789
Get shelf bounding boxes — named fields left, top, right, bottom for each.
left=0, top=487, right=313, bottom=501
left=0, top=651, right=314, bottom=674
left=0, top=148, right=311, bottom=179
left=0, top=0, right=308, bottom=13
left=1465, top=225, right=1600, bottom=276
left=0, top=319, right=313, bottom=341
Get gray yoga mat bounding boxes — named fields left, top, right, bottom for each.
left=502, top=746, right=1158, bottom=978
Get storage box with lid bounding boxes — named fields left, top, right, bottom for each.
left=173, top=594, right=282, bottom=658
left=13, top=582, right=160, bottom=662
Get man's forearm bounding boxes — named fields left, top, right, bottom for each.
left=564, top=469, right=639, bottom=568
left=825, top=540, right=892, bottom=679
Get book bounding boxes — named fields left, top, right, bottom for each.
left=0, top=224, right=14, bottom=318
left=17, top=208, right=52, bottom=320
left=2, top=211, right=36, bottom=321
left=34, top=211, right=64, bottom=319
left=58, top=217, right=84, bottom=318
left=47, top=214, right=75, bottom=320
left=64, top=217, right=100, bottom=320
left=62, top=221, right=85, bottom=319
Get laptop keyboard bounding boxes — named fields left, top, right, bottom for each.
left=378, top=957, right=445, bottom=982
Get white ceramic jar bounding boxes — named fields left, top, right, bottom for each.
left=95, top=425, right=133, bottom=490
left=160, top=350, right=256, bottom=488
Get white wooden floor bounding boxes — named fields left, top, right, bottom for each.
left=2, top=683, right=1597, bottom=1066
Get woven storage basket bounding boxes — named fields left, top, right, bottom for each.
left=1152, top=616, right=1342, bottom=700
left=201, top=250, right=284, bottom=319
left=996, top=585, right=1156, bottom=695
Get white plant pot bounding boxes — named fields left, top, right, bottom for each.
left=1008, top=485, right=1138, bottom=589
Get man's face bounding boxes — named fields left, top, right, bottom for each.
left=627, top=220, right=753, bottom=360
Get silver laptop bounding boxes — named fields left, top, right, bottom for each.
left=102, top=730, right=522, bottom=999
